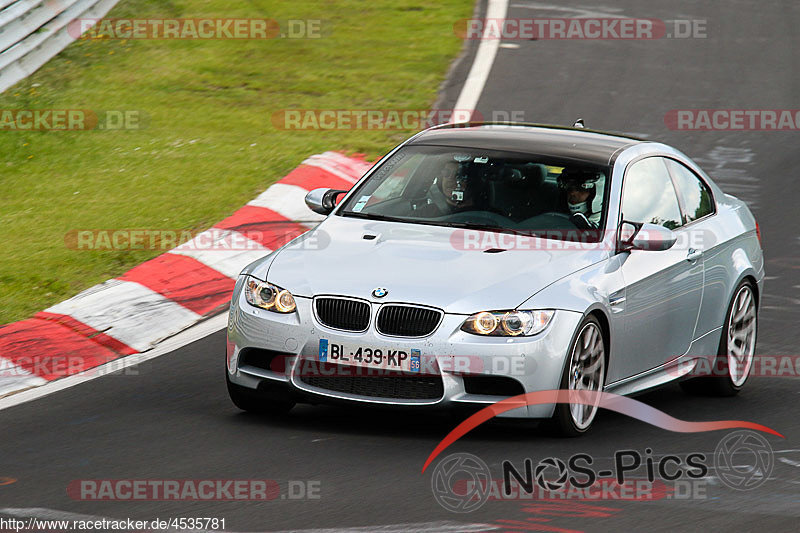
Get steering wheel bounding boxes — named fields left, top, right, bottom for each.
left=570, top=212, right=595, bottom=230
left=447, top=210, right=514, bottom=227
left=531, top=211, right=595, bottom=230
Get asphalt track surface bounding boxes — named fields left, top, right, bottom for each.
left=3, top=1, right=800, bottom=531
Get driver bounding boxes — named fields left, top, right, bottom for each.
left=437, top=160, right=475, bottom=210
left=413, top=160, right=478, bottom=216
left=557, top=169, right=602, bottom=228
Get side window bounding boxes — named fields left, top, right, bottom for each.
left=621, top=157, right=683, bottom=230
left=665, top=159, right=714, bottom=223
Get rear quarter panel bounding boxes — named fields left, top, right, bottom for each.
left=695, top=195, right=764, bottom=339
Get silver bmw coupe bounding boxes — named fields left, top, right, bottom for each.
left=226, top=123, right=763, bottom=435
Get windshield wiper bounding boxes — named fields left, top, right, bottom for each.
left=339, top=211, right=410, bottom=223
left=340, top=212, right=522, bottom=235
left=440, top=222, right=560, bottom=239
left=438, top=221, right=510, bottom=233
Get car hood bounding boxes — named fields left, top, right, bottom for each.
left=259, top=215, right=607, bottom=314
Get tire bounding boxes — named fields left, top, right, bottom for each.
left=680, top=279, right=757, bottom=397
left=226, top=372, right=295, bottom=415
left=546, top=316, right=606, bottom=437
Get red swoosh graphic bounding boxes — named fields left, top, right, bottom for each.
left=422, top=389, right=783, bottom=472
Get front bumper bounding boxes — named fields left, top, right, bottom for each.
left=226, top=281, right=583, bottom=419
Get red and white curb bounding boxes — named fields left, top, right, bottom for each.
left=0, top=151, right=371, bottom=398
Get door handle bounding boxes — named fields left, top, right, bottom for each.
left=686, top=248, right=703, bottom=262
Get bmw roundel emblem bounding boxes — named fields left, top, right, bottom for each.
left=372, top=287, right=388, bottom=298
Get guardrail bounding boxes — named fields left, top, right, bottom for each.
left=0, top=0, right=120, bottom=93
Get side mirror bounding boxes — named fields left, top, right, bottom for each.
left=305, top=188, right=347, bottom=215
left=618, top=222, right=677, bottom=252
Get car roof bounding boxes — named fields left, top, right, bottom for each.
left=407, top=123, right=646, bottom=166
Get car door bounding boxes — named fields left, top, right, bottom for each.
left=607, top=157, right=705, bottom=383
left=663, top=158, right=719, bottom=339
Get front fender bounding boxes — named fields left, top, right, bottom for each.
left=518, top=255, right=623, bottom=316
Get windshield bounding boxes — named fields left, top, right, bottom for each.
left=338, top=145, right=611, bottom=240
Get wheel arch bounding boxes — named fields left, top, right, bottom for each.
left=740, top=273, right=759, bottom=308
left=585, top=306, right=611, bottom=367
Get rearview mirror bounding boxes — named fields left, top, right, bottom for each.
left=305, top=188, right=347, bottom=215
left=618, top=222, right=677, bottom=252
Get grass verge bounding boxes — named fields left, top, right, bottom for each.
left=0, top=0, right=471, bottom=324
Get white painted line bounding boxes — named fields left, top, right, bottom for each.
left=499, top=42, right=520, bottom=49
left=46, top=279, right=201, bottom=352
left=0, top=313, right=228, bottom=411
left=170, top=229, right=270, bottom=279
left=450, top=0, right=509, bottom=121
left=248, top=182, right=326, bottom=227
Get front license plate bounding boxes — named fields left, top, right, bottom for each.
left=318, top=339, right=420, bottom=372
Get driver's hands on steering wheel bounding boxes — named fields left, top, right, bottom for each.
left=570, top=212, right=597, bottom=230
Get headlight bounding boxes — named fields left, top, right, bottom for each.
left=461, top=310, right=554, bottom=337
left=244, top=277, right=296, bottom=313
